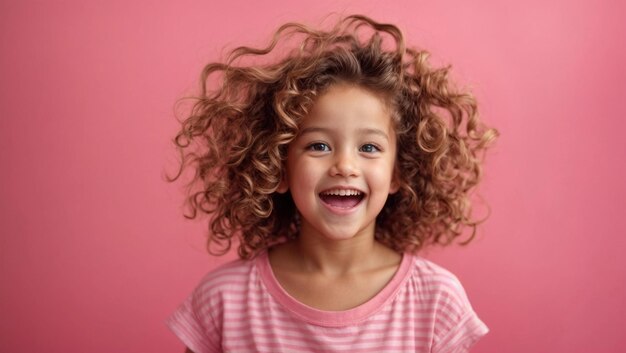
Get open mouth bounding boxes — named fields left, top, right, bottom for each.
left=319, top=189, right=365, bottom=209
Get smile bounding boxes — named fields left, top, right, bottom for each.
left=319, top=188, right=365, bottom=209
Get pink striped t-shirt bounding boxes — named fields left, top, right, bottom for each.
left=167, top=252, right=488, bottom=353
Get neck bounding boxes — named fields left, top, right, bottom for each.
left=288, top=222, right=395, bottom=276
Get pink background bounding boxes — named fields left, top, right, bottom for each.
left=1, top=0, right=625, bottom=352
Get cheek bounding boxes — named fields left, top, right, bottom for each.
left=367, top=159, right=396, bottom=189
left=292, top=174, right=316, bottom=195
left=373, top=157, right=395, bottom=177
left=288, top=158, right=322, bottom=192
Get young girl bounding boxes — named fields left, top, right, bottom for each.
left=167, top=14, right=497, bottom=353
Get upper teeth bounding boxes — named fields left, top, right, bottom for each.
left=321, top=189, right=362, bottom=196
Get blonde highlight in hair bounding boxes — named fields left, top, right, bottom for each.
left=167, top=14, right=498, bottom=259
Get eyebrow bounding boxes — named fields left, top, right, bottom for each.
left=299, top=127, right=390, bottom=141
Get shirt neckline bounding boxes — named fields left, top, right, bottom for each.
left=255, top=250, right=414, bottom=327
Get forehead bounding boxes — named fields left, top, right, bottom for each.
left=301, top=84, right=394, bottom=132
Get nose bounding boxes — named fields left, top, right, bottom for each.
left=329, top=150, right=360, bottom=177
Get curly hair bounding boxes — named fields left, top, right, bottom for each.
left=168, top=14, right=498, bottom=259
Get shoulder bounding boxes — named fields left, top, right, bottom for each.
left=405, top=255, right=489, bottom=352
left=407, top=255, right=473, bottom=307
left=190, top=257, right=258, bottom=303
left=167, top=258, right=258, bottom=353
left=196, top=258, right=256, bottom=288
left=409, top=255, right=460, bottom=283
left=183, top=257, right=259, bottom=320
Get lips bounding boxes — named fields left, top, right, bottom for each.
left=319, top=188, right=365, bottom=209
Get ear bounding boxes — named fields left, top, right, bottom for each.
left=276, top=172, right=289, bottom=194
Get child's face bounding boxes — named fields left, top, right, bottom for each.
left=278, top=83, right=399, bottom=242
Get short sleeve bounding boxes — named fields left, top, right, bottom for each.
left=433, top=309, right=488, bottom=353
left=430, top=277, right=489, bottom=353
left=166, top=289, right=222, bottom=353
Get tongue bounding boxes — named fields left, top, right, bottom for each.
left=320, top=195, right=361, bottom=208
